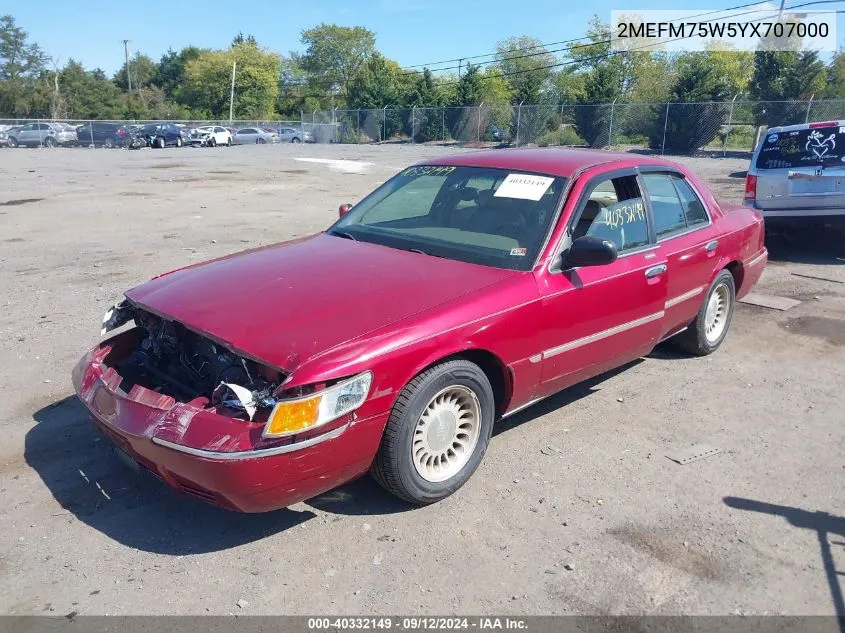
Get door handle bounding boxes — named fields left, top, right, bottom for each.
left=645, top=264, right=667, bottom=278
left=705, top=240, right=719, bottom=253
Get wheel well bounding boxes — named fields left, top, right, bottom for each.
left=725, top=260, right=744, bottom=291
left=432, top=349, right=512, bottom=417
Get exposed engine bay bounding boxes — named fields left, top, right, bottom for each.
left=103, top=301, right=283, bottom=419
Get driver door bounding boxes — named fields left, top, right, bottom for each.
left=535, top=168, right=668, bottom=397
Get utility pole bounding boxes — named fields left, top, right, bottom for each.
left=229, top=60, right=237, bottom=123
left=121, top=39, right=132, bottom=93
left=457, top=58, right=463, bottom=78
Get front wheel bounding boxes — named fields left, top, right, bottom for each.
left=371, top=359, right=494, bottom=505
left=8, top=136, right=18, bottom=148
left=44, top=136, right=56, bottom=148
left=257, top=137, right=266, bottom=144
left=104, top=137, right=114, bottom=148
left=175, top=136, right=183, bottom=148
left=292, top=137, right=301, bottom=143
left=674, top=269, right=736, bottom=356
left=209, top=137, right=216, bottom=147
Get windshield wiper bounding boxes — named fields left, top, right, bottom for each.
left=408, top=247, right=444, bottom=258
left=330, top=229, right=356, bottom=241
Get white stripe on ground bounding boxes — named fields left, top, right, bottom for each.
left=294, top=157, right=375, bottom=173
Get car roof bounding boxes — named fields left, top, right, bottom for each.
left=765, top=120, right=844, bottom=133
left=424, top=147, right=676, bottom=178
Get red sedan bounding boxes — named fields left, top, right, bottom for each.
left=72, top=148, right=767, bottom=512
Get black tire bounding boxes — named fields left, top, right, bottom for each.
left=8, top=137, right=18, bottom=148
left=292, top=137, right=301, bottom=143
left=209, top=137, right=216, bottom=147
left=371, top=359, right=495, bottom=505
left=257, top=137, right=266, bottom=144
left=176, top=136, right=183, bottom=148
left=154, top=136, right=165, bottom=149
left=226, top=137, right=232, bottom=146
left=104, top=137, right=114, bottom=148
left=673, top=269, right=736, bottom=356
left=44, top=136, right=56, bottom=148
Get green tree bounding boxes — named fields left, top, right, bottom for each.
left=183, top=42, right=281, bottom=119
left=232, top=32, right=257, bottom=47
left=453, top=62, right=484, bottom=106
left=297, top=24, right=375, bottom=99
left=56, top=59, right=123, bottom=119
left=824, top=50, right=845, bottom=98
left=494, top=35, right=555, bottom=104
left=570, top=18, right=624, bottom=146
left=650, top=52, right=735, bottom=153
left=0, top=14, right=48, bottom=116
left=0, top=14, right=46, bottom=79
left=750, top=47, right=826, bottom=126
left=114, top=53, right=156, bottom=91
left=154, top=46, right=203, bottom=99
left=347, top=54, right=400, bottom=109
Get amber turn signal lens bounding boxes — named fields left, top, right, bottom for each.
left=265, top=396, right=321, bottom=436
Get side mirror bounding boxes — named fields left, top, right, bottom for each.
left=338, top=203, right=353, bottom=218
left=564, top=236, right=618, bottom=268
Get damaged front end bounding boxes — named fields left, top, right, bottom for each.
left=101, top=300, right=281, bottom=421
left=76, top=298, right=372, bottom=460
left=71, top=300, right=379, bottom=512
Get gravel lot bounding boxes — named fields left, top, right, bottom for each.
left=0, top=143, right=843, bottom=617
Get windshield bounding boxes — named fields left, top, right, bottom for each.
left=756, top=125, right=845, bottom=169
left=329, top=165, right=565, bottom=271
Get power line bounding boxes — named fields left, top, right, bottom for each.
left=396, top=0, right=809, bottom=74
left=278, top=0, right=842, bottom=91
left=430, top=1, right=844, bottom=89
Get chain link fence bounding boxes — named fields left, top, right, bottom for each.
left=4, top=99, right=845, bottom=154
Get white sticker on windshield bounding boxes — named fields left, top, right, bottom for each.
left=494, top=173, right=554, bottom=201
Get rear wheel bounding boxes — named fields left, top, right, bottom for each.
left=371, top=359, right=495, bottom=505
left=175, top=136, right=183, bottom=148
left=292, top=137, right=301, bottom=143
left=154, top=136, right=165, bottom=149
left=226, top=137, right=232, bottom=146
left=44, top=136, right=56, bottom=148
left=8, top=136, right=17, bottom=148
left=674, top=269, right=736, bottom=356
left=257, top=137, right=266, bottom=144
left=104, top=137, right=114, bottom=148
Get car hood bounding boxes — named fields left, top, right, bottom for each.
left=125, top=233, right=517, bottom=372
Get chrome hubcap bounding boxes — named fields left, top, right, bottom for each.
left=704, top=283, right=730, bottom=343
left=412, top=386, right=481, bottom=483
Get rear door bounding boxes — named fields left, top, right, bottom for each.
left=754, top=122, right=845, bottom=215
left=536, top=168, right=668, bottom=397
left=16, top=123, right=35, bottom=144
left=639, top=169, right=721, bottom=337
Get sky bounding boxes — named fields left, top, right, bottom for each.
left=6, top=0, right=845, bottom=76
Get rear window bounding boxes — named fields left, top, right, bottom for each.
left=756, top=125, right=845, bottom=169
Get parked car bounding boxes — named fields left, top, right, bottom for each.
left=75, top=122, right=132, bottom=147
left=129, top=123, right=186, bottom=149
left=11, top=122, right=77, bottom=147
left=276, top=126, right=311, bottom=143
left=74, top=148, right=767, bottom=512
left=487, top=125, right=506, bottom=142
left=0, top=126, right=22, bottom=148
left=745, top=120, right=845, bottom=229
left=188, top=125, right=233, bottom=147
left=231, top=127, right=277, bottom=144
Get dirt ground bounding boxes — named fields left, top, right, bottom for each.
left=0, top=143, right=843, bottom=617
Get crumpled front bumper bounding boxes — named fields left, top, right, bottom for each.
left=71, top=342, right=388, bottom=512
